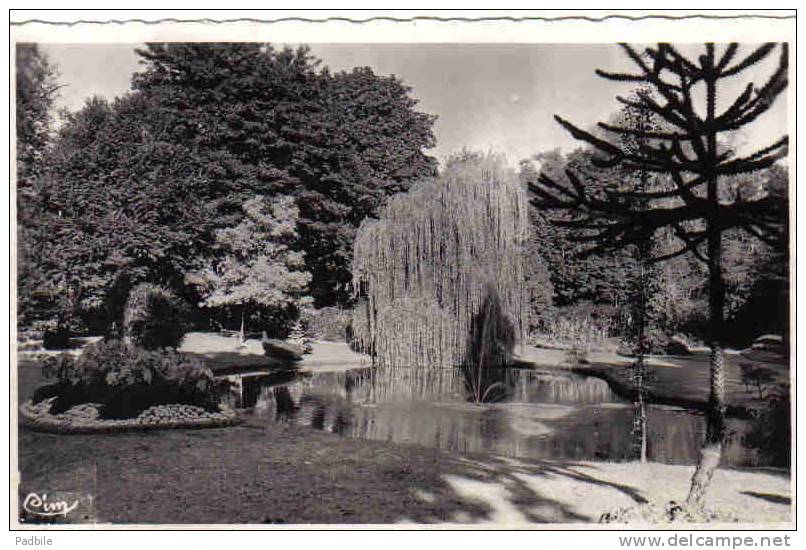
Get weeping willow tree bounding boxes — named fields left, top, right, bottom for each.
left=352, top=153, right=529, bottom=369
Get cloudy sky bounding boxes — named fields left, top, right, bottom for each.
left=41, top=43, right=788, bottom=165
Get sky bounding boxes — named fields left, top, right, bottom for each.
left=40, top=43, right=788, bottom=166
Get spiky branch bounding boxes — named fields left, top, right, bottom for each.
left=528, top=43, right=788, bottom=510
left=529, top=43, right=788, bottom=262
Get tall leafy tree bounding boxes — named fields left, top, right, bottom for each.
left=27, top=86, right=291, bottom=334
left=15, top=43, right=59, bottom=186
left=19, top=97, right=114, bottom=332
left=132, top=44, right=437, bottom=306
left=23, top=43, right=437, bottom=334
left=305, top=67, right=438, bottom=304
left=16, top=43, right=61, bottom=330
left=187, top=194, right=312, bottom=336
left=529, top=43, right=788, bottom=509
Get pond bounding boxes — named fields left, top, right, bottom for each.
left=222, top=365, right=767, bottom=467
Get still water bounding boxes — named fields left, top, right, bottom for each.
left=223, top=366, right=761, bottom=466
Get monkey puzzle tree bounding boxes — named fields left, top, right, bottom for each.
left=529, top=43, right=788, bottom=509
left=613, top=86, right=662, bottom=463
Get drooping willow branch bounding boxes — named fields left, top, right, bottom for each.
left=351, top=153, right=529, bottom=369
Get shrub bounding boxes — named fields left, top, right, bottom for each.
left=544, top=313, right=612, bottom=353
left=42, top=326, right=74, bottom=350
left=744, top=385, right=790, bottom=467
left=301, top=307, right=352, bottom=342
left=41, top=339, right=221, bottom=418
left=123, top=283, right=188, bottom=349
left=35, top=316, right=82, bottom=350
left=739, top=363, right=777, bottom=399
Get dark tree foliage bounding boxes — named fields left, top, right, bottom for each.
left=21, top=42, right=437, bottom=334
left=307, top=67, right=438, bottom=304
left=521, top=150, right=639, bottom=313
left=744, top=385, right=790, bottom=468
left=24, top=93, right=249, bottom=333
left=529, top=43, right=788, bottom=509
left=16, top=44, right=62, bottom=331
left=15, top=44, right=59, bottom=185
left=132, top=44, right=437, bottom=306
left=722, top=165, right=789, bottom=344
left=521, top=230, right=555, bottom=334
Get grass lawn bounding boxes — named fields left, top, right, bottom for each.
left=16, top=418, right=792, bottom=525
left=15, top=354, right=791, bottom=526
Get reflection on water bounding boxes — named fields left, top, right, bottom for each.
left=223, top=366, right=762, bottom=466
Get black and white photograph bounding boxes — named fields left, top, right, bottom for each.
left=9, top=10, right=795, bottom=533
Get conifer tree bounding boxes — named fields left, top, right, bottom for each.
left=529, top=43, right=788, bottom=509
left=617, top=86, right=660, bottom=463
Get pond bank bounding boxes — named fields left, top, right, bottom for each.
left=515, top=345, right=789, bottom=416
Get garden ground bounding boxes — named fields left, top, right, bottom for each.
left=15, top=411, right=792, bottom=525
left=15, top=342, right=792, bottom=526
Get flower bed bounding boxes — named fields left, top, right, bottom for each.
left=19, top=398, right=240, bottom=434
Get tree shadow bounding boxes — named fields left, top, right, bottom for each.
left=401, top=452, right=649, bottom=524
left=741, top=491, right=790, bottom=505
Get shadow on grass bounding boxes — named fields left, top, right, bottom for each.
left=741, top=491, right=791, bottom=505
left=401, top=454, right=648, bottom=524
left=18, top=413, right=655, bottom=525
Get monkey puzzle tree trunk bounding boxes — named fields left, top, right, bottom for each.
left=687, top=63, right=727, bottom=508
left=686, top=225, right=727, bottom=508
left=239, top=304, right=246, bottom=343
left=632, top=358, right=648, bottom=462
